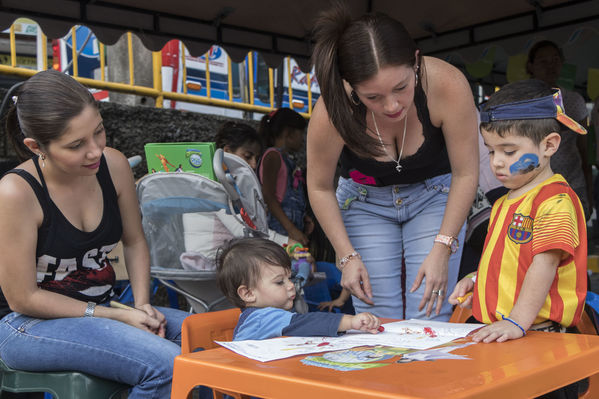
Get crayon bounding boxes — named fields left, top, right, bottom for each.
left=456, top=292, right=473, bottom=304
left=109, top=300, right=135, bottom=310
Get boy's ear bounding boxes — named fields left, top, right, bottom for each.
left=542, top=132, right=561, bottom=156
left=237, top=285, right=255, bottom=305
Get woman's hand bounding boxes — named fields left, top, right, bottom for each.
left=410, top=246, right=450, bottom=317
left=340, top=258, right=373, bottom=305
left=114, top=306, right=164, bottom=336
left=135, top=303, right=167, bottom=337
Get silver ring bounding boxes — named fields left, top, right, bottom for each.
left=431, top=289, right=440, bottom=295
left=437, top=290, right=444, bottom=296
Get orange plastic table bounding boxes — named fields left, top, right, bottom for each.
left=171, top=331, right=599, bottom=399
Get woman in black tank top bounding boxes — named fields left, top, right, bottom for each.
left=0, top=70, right=189, bottom=398
left=307, top=5, right=479, bottom=321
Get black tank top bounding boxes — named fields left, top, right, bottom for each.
left=0, top=154, right=122, bottom=318
left=339, top=83, right=451, bottom=186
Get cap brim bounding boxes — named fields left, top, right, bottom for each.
left=556, top=113, right=587, bottom=135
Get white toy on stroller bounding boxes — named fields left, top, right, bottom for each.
left=136, top=148, right=310, bottom=313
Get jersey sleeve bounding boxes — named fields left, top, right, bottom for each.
left=532, top=193, right=580, bottom=258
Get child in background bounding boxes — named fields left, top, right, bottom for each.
left=449, top=80, right=587, bottom=352
left=216, top=237, right=381, bottom=341
left=318, top=288, right=351, bottom=313
left=258, top=108, right=311, bottom=245
left=215, top=121, right=262, bottom=170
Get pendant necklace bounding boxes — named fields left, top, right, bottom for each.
left=372, top=110, right=407, bottom=173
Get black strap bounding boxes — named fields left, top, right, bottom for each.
left=4, top=167, right=50, bottom=221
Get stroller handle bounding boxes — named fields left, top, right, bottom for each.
left=213, top=148, right=241, bottom=202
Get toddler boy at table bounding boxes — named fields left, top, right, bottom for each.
left=448, top=79, right=587, bottom=345
left=216, top=237, right=382, bottom=340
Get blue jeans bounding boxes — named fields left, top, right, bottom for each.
left=336, top=174, right=465, bottom=320
left=0, top=306, right=189, bottom=399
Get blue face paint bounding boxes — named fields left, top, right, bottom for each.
left=509, top=153, right=539, bottom=175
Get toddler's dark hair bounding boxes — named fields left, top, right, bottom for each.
left=216, top=237, right=291, bottom=308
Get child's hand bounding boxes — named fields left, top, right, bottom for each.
left=287, top=226, right=309, bottom=245
left=471, top=320, right=526, bottom=343
left=448, top=275, right=475, bottom=307
left=350, top=312, right=381, bottom=334
left=286, top=238, right=300, bottom=248
left=318, top=297, right=345, bottom=312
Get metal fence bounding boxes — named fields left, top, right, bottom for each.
left=0, top=23, right=315, bottom=118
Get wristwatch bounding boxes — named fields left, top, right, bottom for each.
left=84, top=301, right=96, bottom=317
left=434, top=234, right=459, bottom=254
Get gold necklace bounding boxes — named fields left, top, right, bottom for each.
left=372, top=111, right=407, bottom=173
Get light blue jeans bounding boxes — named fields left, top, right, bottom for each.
left=336, top=174, right=465, bottom=321
left=0, top=306, right=189, bottom=399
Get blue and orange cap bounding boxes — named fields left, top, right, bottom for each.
left=479, top=88, right=586, bottom=135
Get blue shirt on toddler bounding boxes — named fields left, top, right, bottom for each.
left=233, top=307, right=344, bottom=341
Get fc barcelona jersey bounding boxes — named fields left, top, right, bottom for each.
left=472, top=174, right=586, bottom=327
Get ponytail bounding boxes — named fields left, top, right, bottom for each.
left=5, top=103, right=31, bottom=161
left=3, top=70, right=97, bottom=162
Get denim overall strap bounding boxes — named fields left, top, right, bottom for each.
left=268, top=150, right=306, bottom=234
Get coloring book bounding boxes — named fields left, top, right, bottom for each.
left=217, top=319, right=484, bottom=362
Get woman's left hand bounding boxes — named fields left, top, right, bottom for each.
left=136, top=303, right=167, bottom=337
left=410, top=247, right=449, bottom=317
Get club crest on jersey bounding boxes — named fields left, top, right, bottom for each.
left=508, top=213, right=533, bottom=244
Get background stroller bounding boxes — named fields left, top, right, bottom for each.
left=136, top=149, right=313, bottom=313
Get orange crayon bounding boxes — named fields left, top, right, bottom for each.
left=456, top=292, right=473, bottom=304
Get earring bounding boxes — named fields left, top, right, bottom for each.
left=350, top=90, right=361, bottom=106
left=39, top=153, right=46, bottom=168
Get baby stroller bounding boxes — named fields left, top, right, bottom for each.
left=136, top=149, right=311, bottom=313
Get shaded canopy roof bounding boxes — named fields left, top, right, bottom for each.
left=0, top=0, right=598, bottom=90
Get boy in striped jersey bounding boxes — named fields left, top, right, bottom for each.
left=449, top=79, right=587, bottom=344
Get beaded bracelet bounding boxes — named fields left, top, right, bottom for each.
left=338, top=251, right=361, bottom=270
left=497, top=311, right=526, bottom=336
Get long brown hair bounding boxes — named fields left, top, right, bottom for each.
left=5, top=69, right=97, bottom=161
left=311, top=3, right=420, bottom=157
